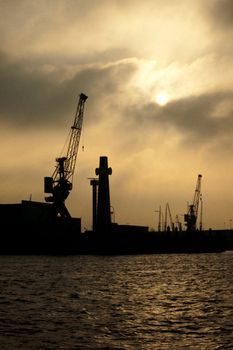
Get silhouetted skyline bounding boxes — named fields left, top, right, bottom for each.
left=0, top=0, right=233, bottom=230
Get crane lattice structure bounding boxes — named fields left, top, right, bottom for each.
left=184, top=174, right=202, bottom=231
left=44, top=93, right=88, bottom=218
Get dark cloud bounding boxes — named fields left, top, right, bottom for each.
left=125, top=91, right=233, bottom=146
left=204, top=0, right=233, bottom=29
left=0, top=51, right=137, bottom=129
left=0, top=51, right=67, bottom=127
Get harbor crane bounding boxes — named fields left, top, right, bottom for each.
left=44, top=93, right=88, bottom=218
left=184, top=174, right=202, bottom=231
left=164, top=202, right=175, bottom=231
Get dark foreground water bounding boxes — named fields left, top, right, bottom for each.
left=0, top=253, right=232, bottom=350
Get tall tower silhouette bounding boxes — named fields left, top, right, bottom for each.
left=95, top=156, right=112, bottom=233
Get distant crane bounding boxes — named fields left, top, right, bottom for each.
left=44, top=93, right=88, bottom=218
left=164, top=202, right=175, bottom=231
left=184, top=174, right=202, bottom=231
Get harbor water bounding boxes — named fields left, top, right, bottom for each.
left=0, top=253, right=232, bottom=349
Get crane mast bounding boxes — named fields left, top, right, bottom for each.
left=184, top=174, right=202, bottom=231
left=44, top=93, right=88, bottom=218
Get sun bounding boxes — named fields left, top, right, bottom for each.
left=155, top=92, right=169, bottom=106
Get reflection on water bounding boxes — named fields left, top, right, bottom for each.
left=0, top=253, right=232, bottom=349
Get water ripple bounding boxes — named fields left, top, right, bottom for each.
left=0, top=253, right=232, bottom=349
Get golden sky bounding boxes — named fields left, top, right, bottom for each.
left=0, top=0, right=233, bottom=230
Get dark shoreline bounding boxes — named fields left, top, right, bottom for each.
left=0, top=223, right=231, bottom=255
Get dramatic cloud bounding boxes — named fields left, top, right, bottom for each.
left=0, top=51, right=137, bottom=128
left=125, top=91, right=233, bottom=146
left=0, top=0, right=233, bottom=229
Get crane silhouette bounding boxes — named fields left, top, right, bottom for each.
left=44, top=93, right=88, bottom=218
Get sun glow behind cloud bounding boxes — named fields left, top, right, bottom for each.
left=155, top=92, right=170, bottom=106
left=1, top=0, right=233, bottom=230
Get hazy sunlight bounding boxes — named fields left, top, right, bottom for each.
left=155, top=92, right=169, bottom=106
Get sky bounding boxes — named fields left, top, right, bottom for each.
left=0, top=0, right=233, bottom=231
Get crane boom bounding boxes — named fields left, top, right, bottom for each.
left=44, top=93, right=88, bottom=218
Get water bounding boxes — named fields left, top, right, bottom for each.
left=0, top=253, right=232, bottom=350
